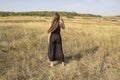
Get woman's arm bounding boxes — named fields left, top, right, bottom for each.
left=60, top=19, right=65, bottom=29
left=48, top=33, right=51, bottom=43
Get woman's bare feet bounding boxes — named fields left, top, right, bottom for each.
left=50, top=62, right=54, bottom=67
left=62, top=62, right=65, bottom=66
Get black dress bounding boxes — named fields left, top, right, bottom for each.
left=48, top=25, right=64, bottom=62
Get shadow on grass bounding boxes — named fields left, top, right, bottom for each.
left=65, top=46, right=99, bottom=63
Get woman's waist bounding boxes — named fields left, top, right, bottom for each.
left=51, top=33, right=61, bottom=37
left=51, top=32, right=60, bottom=34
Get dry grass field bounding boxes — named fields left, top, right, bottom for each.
left=0, top=16, right=120, bottom=80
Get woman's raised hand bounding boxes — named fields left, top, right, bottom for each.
left=61, top=18, right=64, bottom=22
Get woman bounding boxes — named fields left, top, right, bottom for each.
left=47, top=12, right=65, bottom=66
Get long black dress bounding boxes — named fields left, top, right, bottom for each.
left=48, top=25, right=64, bottom=62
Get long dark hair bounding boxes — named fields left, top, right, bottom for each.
left=47, top=12, right=60, bottom=33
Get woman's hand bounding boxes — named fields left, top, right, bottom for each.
left=60, top=18, right=65, bottom=29
left=48, top=39, right=49, bottom=44
left=61, top=18, right=64, bottom=22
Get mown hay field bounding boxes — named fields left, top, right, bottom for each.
left=0, top=16, right=120, bottom=80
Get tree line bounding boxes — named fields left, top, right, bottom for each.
left=0, top=11, right=102, bottom=17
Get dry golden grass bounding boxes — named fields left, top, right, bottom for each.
left=0, top=16, right=120, bottom=80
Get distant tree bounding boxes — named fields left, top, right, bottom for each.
left=0, top=11, right=102, bottom=17
left=116, top=15, right=120, bottom=17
